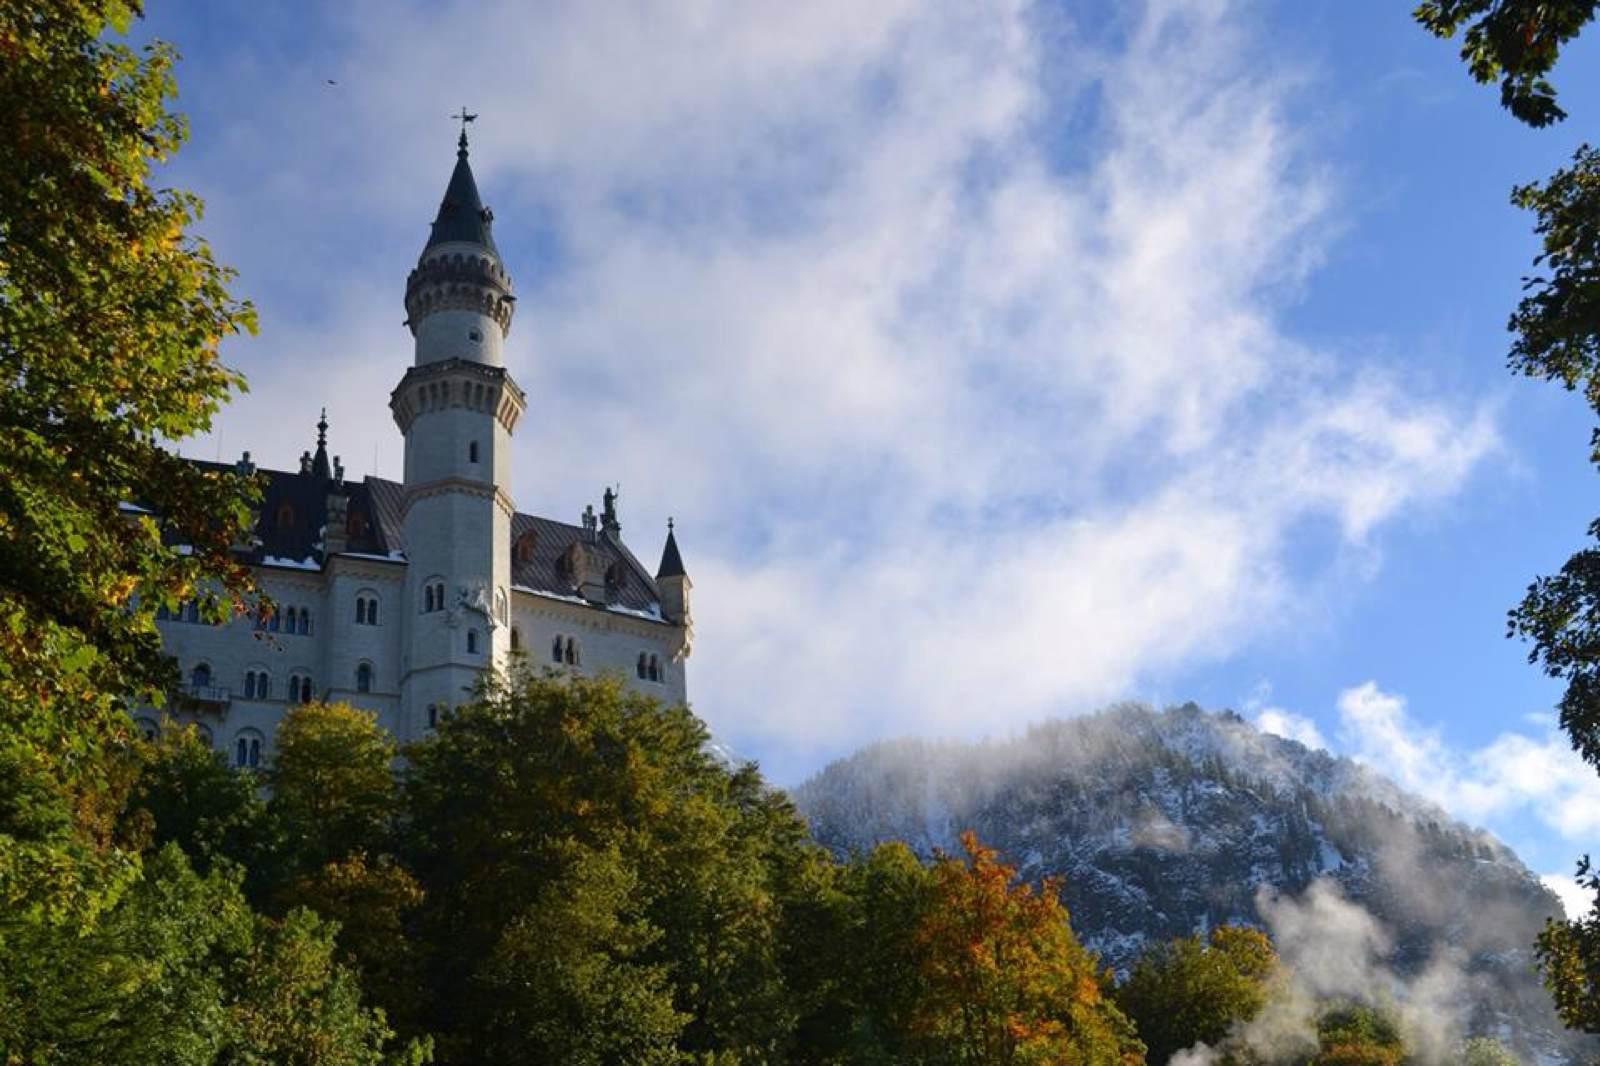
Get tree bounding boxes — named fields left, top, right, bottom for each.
left=0, top=0, right=257, bottom=930
left=1114, top=926, right=1278, bottom=1065
left=123, top=722, right=273, bottom=878
left=1413, top=1, right=1596, bottom=126
left=1310, top=1004, right=1406, bottom=1066
left=1412, top=0, right=1600, bottom=1033
left=910, top=831, right=1145, bottom=1065
left=0, top=844, right=421, bottom=1066
left=401, top=671, right=820, bottom=1062
left=269, top=701, right=398, bottom=876
left=1535, top=856, right=1600, bottom=1032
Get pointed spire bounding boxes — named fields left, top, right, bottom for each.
left=656, top=517, right=687, bottom=579
left=311, top=408, right=331, bottom=480
left=425, top=123, right=498, bottom=254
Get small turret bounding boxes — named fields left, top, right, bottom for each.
left=656, top=518, right=691, bottom=625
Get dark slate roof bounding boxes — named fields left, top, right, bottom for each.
left=657, top=526, right=687, bottom=579
left=424, top=137, right=498, bottom=254
left=199, top=462, right=665, bottom=618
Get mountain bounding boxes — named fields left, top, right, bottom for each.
left=792, top=702, right=1592, bottom=1064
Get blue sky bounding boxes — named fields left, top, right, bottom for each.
left=138, top=1, right=1599, bottom=903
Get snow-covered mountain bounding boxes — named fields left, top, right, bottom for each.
left=792, top=702, right=1591, bottom=1064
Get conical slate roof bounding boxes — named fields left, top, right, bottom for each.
left=657, top=523, right=687, bottom=579
left=425, top=133, right=498, bottom=254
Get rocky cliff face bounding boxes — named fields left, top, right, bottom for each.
left=792, top=703, right=1590, bottom=1064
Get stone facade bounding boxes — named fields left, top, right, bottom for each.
left=137, top=134, right=691, bottom=766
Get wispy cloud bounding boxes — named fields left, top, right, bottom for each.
left=1337, top=681, right=1600, bottom=843
left=170, top=0, right=1497, bottom=778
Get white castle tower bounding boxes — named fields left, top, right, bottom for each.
left=390, top=127, right=525, bottom=731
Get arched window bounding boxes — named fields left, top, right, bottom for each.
left=551, top=635, right=564, bottom=663
left=244, top=670, right=269, bottom=700
left=235, top=729, right=264, bottom=769
left=466, top=629, right=478, bottom=655
left=283, top=607, right=297, bottom=632
left=133, top=717, right=159, bottom=741
left=650, top=655, right=661, bottom=682
left=469, top=440, right=479, bottom=464
left=356, top=662, right=372, bottom=693
left=191, top=663, right=211, bottom=689
left=427, top=704, right=438, bottom=729
left=291, top=674, right=313, bottom=705
left=637, top=652, right=648, bottom=679
left=367, top=597, right=379, bottom=625
left=565, top=637, right=578, bottom=666
left=268, top=609, right=280, bottom=633
left=276, top=502, right=295, bottom=529
left=184, top=600, right=200, bottom=624
left=510, top=627, right=521, bottom=652
left=424, top=585, right=435, bottom=613
left=298, top=609, right=311, bottom=635
left=435, top=582, right=446, bottom=610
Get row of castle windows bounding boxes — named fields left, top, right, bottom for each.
left=254, top=605, right=313, bottom=635
left=191, top=665, right=361, bottom=703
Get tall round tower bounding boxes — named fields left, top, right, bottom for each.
left=390, top=129, right=525, bottom=735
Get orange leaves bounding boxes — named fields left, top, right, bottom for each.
left=908, top=830, right=1145, bottom=1064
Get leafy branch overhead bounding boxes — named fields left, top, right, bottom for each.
left=1414, top=0, right=1597, bottom=126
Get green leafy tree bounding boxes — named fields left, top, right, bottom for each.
left=1413, top=0, right=1596, bottom=126
left=1310, top=1004, right=1406, bottom=1066
left=0, top=844, right=421, bottom=1066
left=268, top=701, right=398, bottom=876
left=801, top=841, right=937, bottom=1064
left=0, top=0, right=257, bottom=931
left=474, top=841, right=685, bottom=1066
left=275, top=851, right=426, bottom=1043
left=1114, top=926, right=1278, bottom=1065
left=124, top=722, right=273, bottom=878
left=402, top=671, right=819, bottom=1063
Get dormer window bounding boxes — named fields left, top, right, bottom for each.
left=515, top=530, right=537, bottom=564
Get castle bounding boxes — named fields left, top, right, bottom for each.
left=142, top=130, right=692, bottom=768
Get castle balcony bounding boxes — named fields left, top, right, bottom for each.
left=185, top=685, right=232, bottom=712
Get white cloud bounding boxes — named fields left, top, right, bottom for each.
left=1256, top=707, right=1328, bottom=752
left=1337, top=680, right=1600, bottom=843
left=171, top=0, right=1498, bottom=779
left=1540, top=872, right=1593, bottom=920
